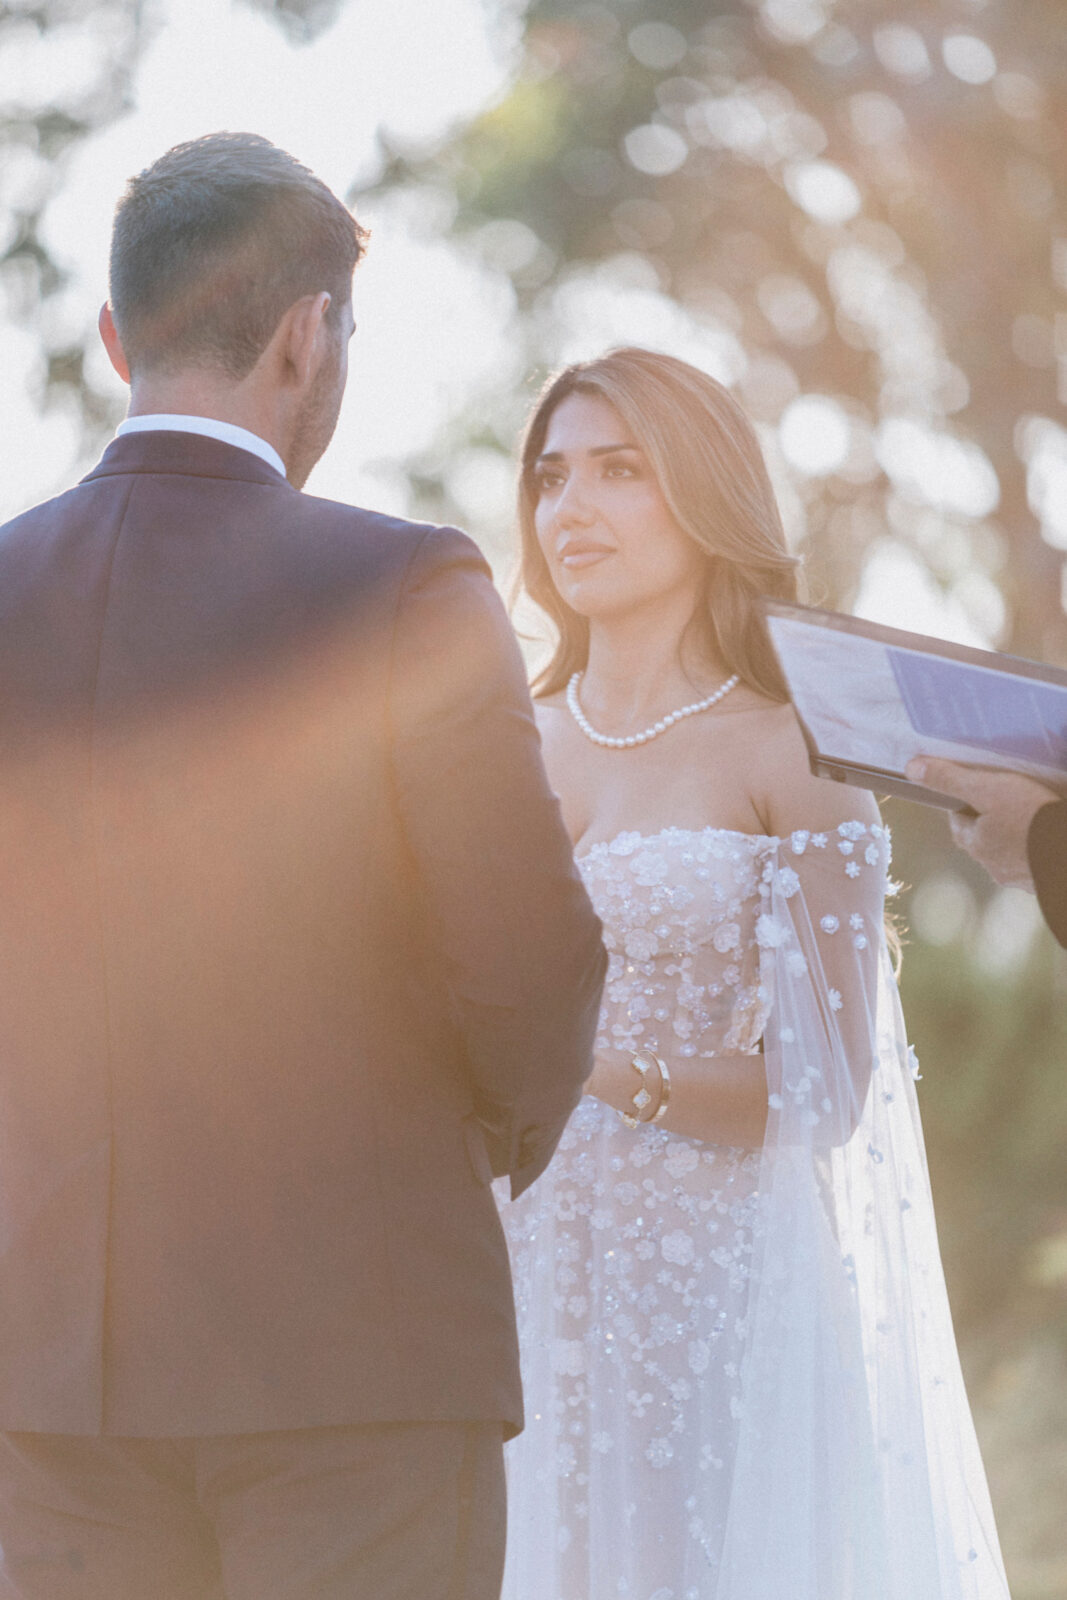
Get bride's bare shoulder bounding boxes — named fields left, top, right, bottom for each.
left=751, top=700, right=881, bottom=837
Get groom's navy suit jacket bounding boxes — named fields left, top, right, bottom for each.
left=0, top=431, right=605, bottom=1440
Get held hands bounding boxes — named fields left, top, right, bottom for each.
left=906, top=758, right=1059, bottom=889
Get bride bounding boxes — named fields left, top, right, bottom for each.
left=496, top=347, right=1009, bottom=1599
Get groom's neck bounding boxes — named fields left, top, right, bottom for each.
left=127, top=369, right=278, bottom=447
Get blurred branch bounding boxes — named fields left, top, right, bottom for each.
left=0, top=0, right=352, bottom=461
left=237, top=0, right=346, bottom=46
left=1, top=0, right=156, bottom=447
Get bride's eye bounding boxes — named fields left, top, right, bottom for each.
left=535, top=467, right=565, bottom=493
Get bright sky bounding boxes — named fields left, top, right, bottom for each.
left=0, top=0, right=1032, bottom=647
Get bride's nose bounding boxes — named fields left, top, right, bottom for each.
left=553, top=471, right=597, bottom=528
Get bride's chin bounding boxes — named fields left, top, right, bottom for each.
left=560, top=592, right=658, bottom=628
left=555, top=578, right=637, bottom=621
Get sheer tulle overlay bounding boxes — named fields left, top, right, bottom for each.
left=497, top=824, right=1008, bottom=1600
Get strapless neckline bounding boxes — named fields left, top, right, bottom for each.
left=574, top=819, right=879, bottom=861
left=574, top=823, right=777, bottom=861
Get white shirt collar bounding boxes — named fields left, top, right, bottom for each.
left=116, top=414, right=287, bottom=479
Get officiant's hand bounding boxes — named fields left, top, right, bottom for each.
left=906, top=759, right=1059, bottom=889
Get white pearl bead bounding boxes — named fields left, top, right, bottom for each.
left=567, top=671, right=740, bottom=748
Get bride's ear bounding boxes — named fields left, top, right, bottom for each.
left=98, top=304, right=130, bottom=384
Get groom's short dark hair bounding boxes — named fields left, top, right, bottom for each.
left=109, top=132, right=367, bottom=378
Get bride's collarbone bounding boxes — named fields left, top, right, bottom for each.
left=548, top=749, right=773, bottom=853
left=570, top=787, right=771, bottom=854
left=536, top=691, right=782, bottom=849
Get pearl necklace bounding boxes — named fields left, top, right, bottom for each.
left=566, top=671, right=741, bottom=748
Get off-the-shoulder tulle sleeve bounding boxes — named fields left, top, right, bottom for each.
left=720, top=820, right=1011, bottom=1599
left=755, top=819, right=890, bottom=1144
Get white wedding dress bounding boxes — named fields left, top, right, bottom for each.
left=497, top=821, right=1009, bottom=1600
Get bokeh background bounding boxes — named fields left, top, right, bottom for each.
left=2, top=0, right=1066, bottom=1591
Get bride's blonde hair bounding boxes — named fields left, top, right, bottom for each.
left=516, top=346, right=802, bottom=699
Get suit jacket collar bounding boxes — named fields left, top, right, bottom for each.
left=81, top=430, right=290, bottom=488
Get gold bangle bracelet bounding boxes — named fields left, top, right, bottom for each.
left=619, top=1048, right=668, bottom=1128
left=619, top=1051, right=652, bottom=1128
left=650, top=1052, right=671, bottom=1124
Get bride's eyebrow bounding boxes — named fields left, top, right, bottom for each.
left=536, top=443, right=643, bottom=465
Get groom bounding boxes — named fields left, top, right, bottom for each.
left=0, top=134, right=605, bottom=1599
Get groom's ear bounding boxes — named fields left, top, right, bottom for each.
left=275, top=292, right=333, bottom=390
left=99, top=303, right=131, bottom=384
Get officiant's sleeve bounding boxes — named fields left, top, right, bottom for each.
left=1028, top=799, right=1067, bottom=948
left=389, top=526, right=607, bottom=1198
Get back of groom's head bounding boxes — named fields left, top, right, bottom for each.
left=109, top=132, right=366, bottom=380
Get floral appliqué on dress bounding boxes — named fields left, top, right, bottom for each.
left=497, top=822, right=901, bottom=1600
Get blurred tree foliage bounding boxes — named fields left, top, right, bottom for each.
left=0, top=0, right=152, bottom=434
left=0, top=0, right=342, bottom=449
left=370, top=0, right=1067, bottom=664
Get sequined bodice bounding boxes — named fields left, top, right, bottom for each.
left=577, top=825, right=774, bottom=1061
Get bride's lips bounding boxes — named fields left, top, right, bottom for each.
left=558, top=543, right=614, bottom=569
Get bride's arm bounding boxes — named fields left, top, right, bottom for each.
left=586, top=1047, right=767, bottom=1147
left=583, top=709, right=888, bottom=1149
left=758, top=712, right=888, bottom=1143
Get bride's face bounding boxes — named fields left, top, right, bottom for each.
left=533, top=392, right=706, bottom=623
